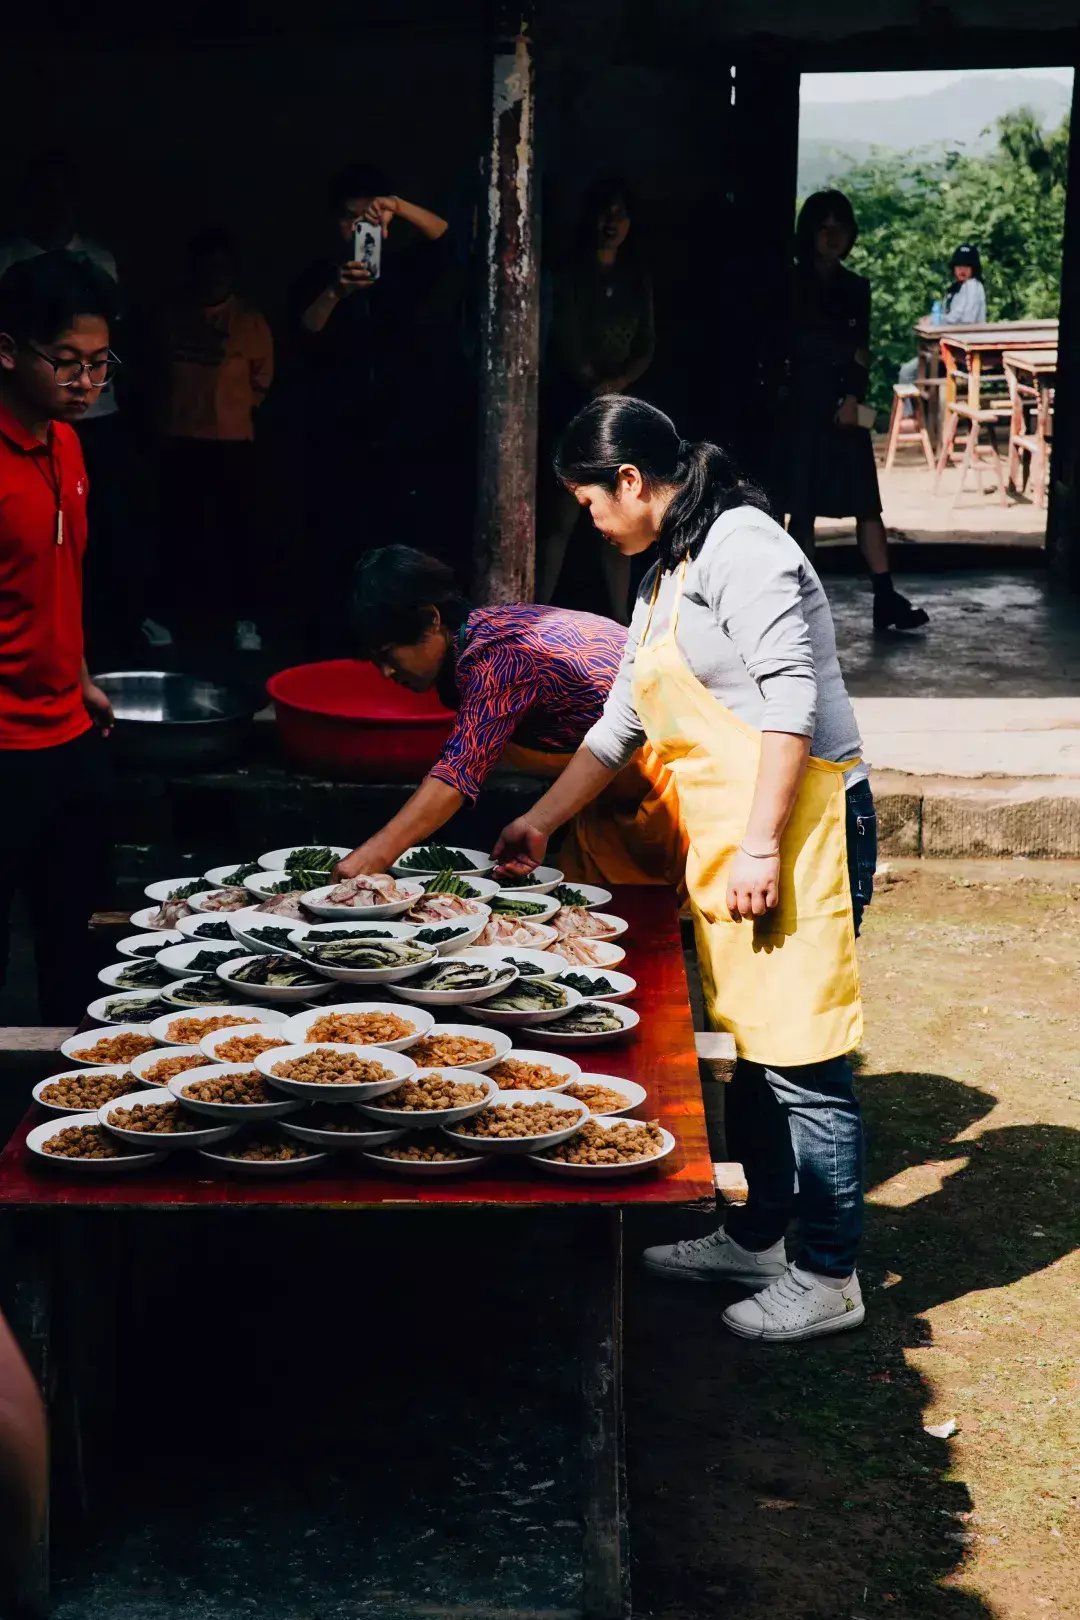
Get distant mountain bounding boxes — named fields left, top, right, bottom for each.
left=798, top=72, right=1072, bottom=194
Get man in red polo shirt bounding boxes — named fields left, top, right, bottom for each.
left=0, top=251, right=117, bottom=1022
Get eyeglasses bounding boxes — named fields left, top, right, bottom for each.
left=24, top=342, right=122, bottom=389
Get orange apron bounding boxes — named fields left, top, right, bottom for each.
left=631, top=560, right=862, bottom=1066
left=500, top=740, right=687, bottom=894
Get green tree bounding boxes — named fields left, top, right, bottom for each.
left=810, top=109, right=1069, bottom=409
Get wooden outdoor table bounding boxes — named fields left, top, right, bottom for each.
left=0, top=886, right=713, bottom=1620
left=913, top=316, right=1058, bottom=447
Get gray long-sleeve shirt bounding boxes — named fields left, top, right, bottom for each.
left=942, top=277, right=987, bottom=325
left=585, top=506, right=867, bottom=784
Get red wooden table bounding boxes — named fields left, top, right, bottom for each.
left=0, top=887, right=712, bottom=1619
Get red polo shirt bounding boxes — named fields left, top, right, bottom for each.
left=0, top=400, right=91, bottom=750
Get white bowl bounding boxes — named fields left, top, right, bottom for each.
left=414, top=916, right=489, bottom=956
left=527, top=1118, right=674, bottom=1179
left=255, top=1041, right=417, bottom=1102
left=27, top=1111, right=168, bottom=1173
left=443, top=1090, right=589, bottom=1156
left=127, top=1045, right=207, bottom=1087
left=281, top=1002, right=435, bottom=1053
left=559, top=1073, right=648, bottom=1116
left=175, top=914, right=241, bottom=943
left=488, top=894, right=560, bottom=925
left=493, top=865, right=564, bottom=897
left=99, top=1087, right=239, bottom=1150
left=481, top=1047, right=581, bottom=1094
left=97, top=960, right=173, bottom=992
left=544, top=939, right=627, bottom=970
left=553, top=911, right=629, bottom=944
left=186, top=888, right=252, bottom=915
left=158, top=977, right=243, bottom=1011
left=551, top=881, right=613, bottom=911
left=215, top=955, right=332, bottom=1004
left=257, top=846, right=350, bottom=874
left=468, top=983, right=582, bottom=1029
left=361, top=1143, right=491, bottom=1178
left=295, top=926, right=437, bottom=987
left=391, top=957, right=519, bottom=1009
left=391, top=846, right=495, bottom=878
left=198, top=1023, right=292, bottom=1064
left=523, top=1003, right=641, bottom=1046
left=544, top=967, right=637, bottom=1004
left=196, top=1135, right=329, bottom=1177
left=474, top=918, right=559, bottom=952
left=85, top=991, right=171, bottom=1026
left=143, top=877, right=206, bottom=904
left=301, top=880, right=425, bottom=921
left=149, top=1005, right=287, bottom=1046
left=449, top=946, right=556, bottom=981
left=280, top=1110, right=406, bottom=1150
left=115, top=931, right=182, bottom=959
left=417, top=873, right=501, bottom=904
left=60, top=1026, right=161, bottom=1068
left=227, top=908, right=311, bottom=955
left=129, top=904, right=189, bottom=932
left=33, top=1068, right=134, bottom=1115
left=168, top=1062, right=302, bottom=1121
left=293, top=920, right=419, bottom=945
left=203, top=862, right=264, bottom=889
left=243, top=869, right=296, bottom=902
left=404, top=1023, right=513, bottom=1073
left=356, top=1069, right=499, bottom=1127
left=157, top=940, right=249, bottom=978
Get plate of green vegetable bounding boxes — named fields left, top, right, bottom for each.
left=391, top=844, right=495, bottom=878
left=493, top=864, right=565, bottom=897
left=547, top=968, right=637, bottom=1004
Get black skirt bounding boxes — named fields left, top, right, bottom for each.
left=782, top=418, right=882, bottom=521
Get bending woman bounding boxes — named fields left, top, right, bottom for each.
left=496, top=397, right=876, bottom=1345
left=333, top=546, right=685, bottom=888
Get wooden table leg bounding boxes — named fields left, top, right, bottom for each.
left=5, top=1215, right=53, bottom=1619
left=579, top=1209, right=629, bottom=1620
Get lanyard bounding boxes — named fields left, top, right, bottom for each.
left=32, top=438, right=64, bottom=547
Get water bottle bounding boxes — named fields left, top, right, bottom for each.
left=931, top=298, right=943, bottom=326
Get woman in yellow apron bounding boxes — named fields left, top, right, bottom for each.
left=332, top=545, right=685, bottom=889
left=495, top=396, right=877, bottom=1344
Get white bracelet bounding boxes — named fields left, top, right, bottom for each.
left=739, top=843, right=779, bottom=860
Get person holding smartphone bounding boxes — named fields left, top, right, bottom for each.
left=285, top=165, right=450, bottom=638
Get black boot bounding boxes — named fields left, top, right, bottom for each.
left=873, top=589, right=930, bottom=633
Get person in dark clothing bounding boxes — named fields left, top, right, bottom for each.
left=783, top=190, right=928, bottom=635
left=161, top=227, right=274, bottom=650
left=538, top=178, right=655, bottom=620
left=284, top=165, right=450, bottom=645
left=0, top=253, right=116, bottom=1024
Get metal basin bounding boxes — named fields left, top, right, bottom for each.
left=93, top=671, right=258, bottom=769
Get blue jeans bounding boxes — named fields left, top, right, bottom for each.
left=724, top=781, right=877, bottom=1277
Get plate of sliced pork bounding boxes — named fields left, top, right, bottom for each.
left=302, top=873, right=425, bottom=920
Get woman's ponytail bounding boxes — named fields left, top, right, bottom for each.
left=555, top=396, right=771, bottom=570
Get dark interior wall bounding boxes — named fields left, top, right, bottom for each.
left=0, top=40, right=488, bottom=330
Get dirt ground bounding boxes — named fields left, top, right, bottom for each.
left=626, top=860, right=1080, bottom=1620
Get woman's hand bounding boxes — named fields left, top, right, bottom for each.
left=365, top=195, right=399, bottom=236
left=493, top=818, right=550, bottom=879
left=333, top=261, right=374, bottom=298
left=333, top=842, right=392, bottom=882
left=725, top=849, right=780, bottom=921
left=834, top=394, right=859, bottom=429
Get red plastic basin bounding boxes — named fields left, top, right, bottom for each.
left=267, top=660, right=455, bottom=781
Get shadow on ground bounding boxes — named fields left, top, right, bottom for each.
left=624, top=1066, right=1080, bottom=1620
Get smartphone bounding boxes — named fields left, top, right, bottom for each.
left=353, top=219, right=382, bottom=281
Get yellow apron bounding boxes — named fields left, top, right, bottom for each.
left=631, top=561, right=861, bottom=1066
left=500, top=740, right=687, bottom=895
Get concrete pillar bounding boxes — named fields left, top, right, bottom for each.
left=473, top=1, right=540, bottom=604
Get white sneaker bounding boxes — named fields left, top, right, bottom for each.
left=141, top=617, right=173, bottom=649
left=642, top=1227, right=788, bottom=1286
left=235, top=620, right=262, bottom=652
left=722, top=1264, right=865, bottom=1343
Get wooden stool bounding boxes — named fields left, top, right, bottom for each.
left=885, top=382, right=934, bottom=471
left=935, top=405, right=1008, bottom=508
